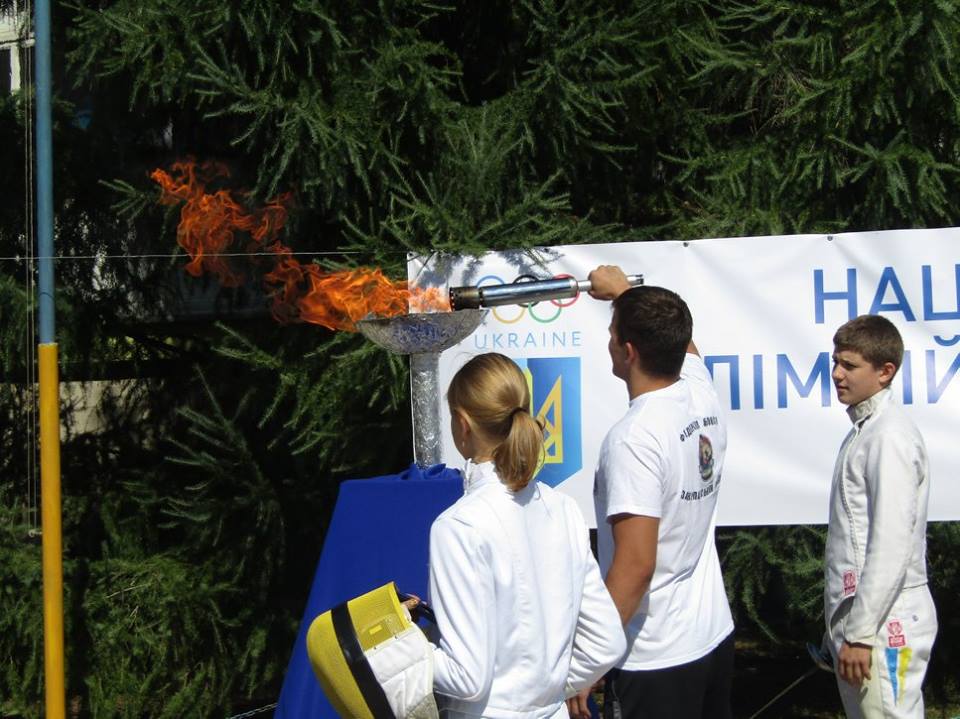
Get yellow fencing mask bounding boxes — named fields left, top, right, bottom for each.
left=306, top=582, right=438, bottom=718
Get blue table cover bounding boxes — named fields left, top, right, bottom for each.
left=275, top=463, right=464, bottom=718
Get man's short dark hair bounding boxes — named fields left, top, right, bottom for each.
left=612, top=286, right=692, bottom=378
left=833, top=315, right=904, bottom=372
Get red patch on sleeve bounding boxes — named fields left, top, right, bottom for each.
left=843, top=570, right=857, bottom=596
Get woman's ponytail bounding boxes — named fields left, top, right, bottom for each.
left=447, top=353, right=545, bottom=491
left=492, top=407, right=543, bottom=491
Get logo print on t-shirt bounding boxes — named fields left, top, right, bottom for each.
left=699, top=435, right=714, bottom=482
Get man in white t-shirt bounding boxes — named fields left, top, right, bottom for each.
left=568, top=265, right=734, bottom=719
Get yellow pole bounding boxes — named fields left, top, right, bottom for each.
left=39, top=343, right=66, bottom=719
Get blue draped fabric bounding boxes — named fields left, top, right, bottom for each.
left=275, top=463, right=464, bottom=718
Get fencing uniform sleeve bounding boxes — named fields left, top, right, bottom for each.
left=565, top=547, right=626, bottom=696
left=843, top=433, right=924, bottom=645
left=428, top=516, right=497, bottom=701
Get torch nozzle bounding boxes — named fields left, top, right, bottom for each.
left=449, top=274, right=643, bottom=310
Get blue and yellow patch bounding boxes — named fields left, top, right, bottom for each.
left=513, top=357, right=582, bottom=487
left=885, top=646, right=913, bottom=704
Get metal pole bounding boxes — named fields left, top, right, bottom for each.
left=35, top=0, right=55, bottom=342
left=38, top=346, right=65, bottom=719
left=35, top=0, right=66, bottom=716
left=410, top=352, right=442, bottom=467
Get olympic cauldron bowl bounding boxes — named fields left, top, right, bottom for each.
left=355, top=309, right=485, bottom=355
left=356, top=310, right=486, bottom=467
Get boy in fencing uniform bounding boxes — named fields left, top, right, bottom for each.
left=825, top=315, right=937, bottom=718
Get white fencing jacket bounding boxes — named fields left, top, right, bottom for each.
left=824, top=388, right=931, bottom=646
left=428, top=461, right=626, bottom=719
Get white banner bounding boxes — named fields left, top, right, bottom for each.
left=410, top=229, right=960, bottom=526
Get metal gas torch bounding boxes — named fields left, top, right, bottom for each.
left=449, top=273, right=644, bottom=310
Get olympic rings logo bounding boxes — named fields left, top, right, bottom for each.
left=478, top=273, right=581, bottom=324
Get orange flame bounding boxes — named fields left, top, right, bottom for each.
left=151, top=160, right=290, bottom=287
left=151, top=159, right=450, bottom=330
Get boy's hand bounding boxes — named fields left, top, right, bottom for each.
left=566, top=686, right=593, bottom=719
left=588, top=265, right=631, bottom=300
left=837, top=640, right=872, bottom=687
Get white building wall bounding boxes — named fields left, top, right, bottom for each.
left=1, top=1, right=30, bottom=93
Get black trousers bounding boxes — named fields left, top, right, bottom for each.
left=603, top=631, right=735, bottom=719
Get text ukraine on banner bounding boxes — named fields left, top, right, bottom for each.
left=470, top=274, right=584, bottom=351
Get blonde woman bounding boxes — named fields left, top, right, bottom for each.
left=428, top=353, right=625, bottom=718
